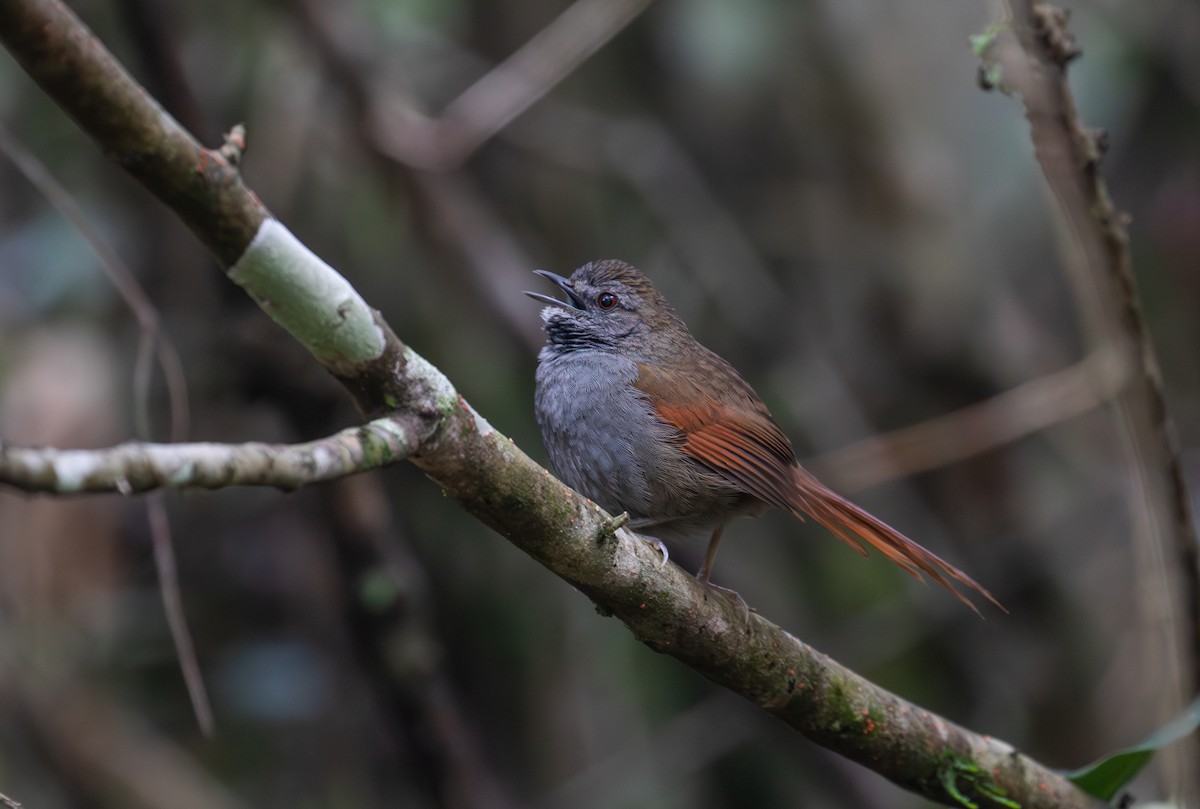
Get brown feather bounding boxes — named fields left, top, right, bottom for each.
left=637, top=363, right=1004, bottom=613
left=790, top=467, right=1005, bottom=615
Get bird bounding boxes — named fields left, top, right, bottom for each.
left=525, top=259, right=1002, bottom=614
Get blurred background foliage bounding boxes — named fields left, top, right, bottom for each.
left=1, top=0, right=1199, bottom=807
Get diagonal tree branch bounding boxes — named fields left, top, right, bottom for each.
left=811, top=343, right=1132, bottom=493
left=356, top=0, right=656, bottom=170
left=0, top=0, right=1102, bottom=806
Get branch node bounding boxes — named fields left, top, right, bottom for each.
left=218, top=123, right=248, bottom=166
left=601, top=511, right=630, bottom=538
left=1081, top=126, right=1110, bottom=170
left=1033, top=3, right=1081, bottom=67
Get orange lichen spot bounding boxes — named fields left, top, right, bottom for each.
left=194, top=151, right=215, bottom=175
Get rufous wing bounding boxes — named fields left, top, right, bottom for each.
left=635, top=362, right=1003, bottom=614
left=634, top=362, right=802, bottom=514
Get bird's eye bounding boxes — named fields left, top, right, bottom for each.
left=596, top=292, right=619, bottom=310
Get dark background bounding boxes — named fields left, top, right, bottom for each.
left=1, top=0, right=1198, bottom=806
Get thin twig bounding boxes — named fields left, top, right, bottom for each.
left=0, top=120, right=192, bottom=441
left=290, top=0, right=782, bottom=352
left=812, top=344, right=1132, bottom=493
left=157, top=338, right=190, bottom=445
left=0, top=119, right=212, bottom=736
left=367, top=0, right=655, bottom=169
left=147, top=494, right=214, bottom=737
left=279, top=0, right=557, bottom=351
left=0, top=122, right=158, bottom=324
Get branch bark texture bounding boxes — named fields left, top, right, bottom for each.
left=0, top=416, right=423, bottom=493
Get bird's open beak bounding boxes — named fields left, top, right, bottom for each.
left=525, top=270, right=587, bottom=310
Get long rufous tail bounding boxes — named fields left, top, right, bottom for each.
left=790, top=467, right=1005, bottom=615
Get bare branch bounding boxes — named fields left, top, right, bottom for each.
left=362, top=0, right=655, bottom=169
left=0, top=416, right=423, bottom=494
left=0, top=0, right=263, bottom=267
left=983, top=3, right=1200, bottom=799
left=812, top=344, right=1132, bottom=493
left=0, top=115, right=212, bottom=734
left=145, top=494, right=214, bottom=737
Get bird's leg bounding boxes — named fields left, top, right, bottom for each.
left=697, top=523, right=725, bottom=583
left=696, top=525, right=749, bottom=619
left=628, top=518, right=726, bottom=581
left=628, top=520, right=748, bottom=617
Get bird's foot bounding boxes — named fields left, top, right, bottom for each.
left=699, top=578, right=750, bottom=621
left=621, top=518, right=670, bottom=566
left=641, top=535, right=670, bottom=567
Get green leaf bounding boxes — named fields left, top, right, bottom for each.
left=968, top=20, right=1008, bottom=57
left=939, top=755, right=1020, bottom=809
left=1064, top=695, right=1200, bottom=800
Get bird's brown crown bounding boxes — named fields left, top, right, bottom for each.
left=570, top=259, right=681, bottom=321
left=573, top=259, right=663, bottom=298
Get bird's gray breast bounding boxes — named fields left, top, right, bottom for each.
left=533, top=348, right=663, bottom=518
